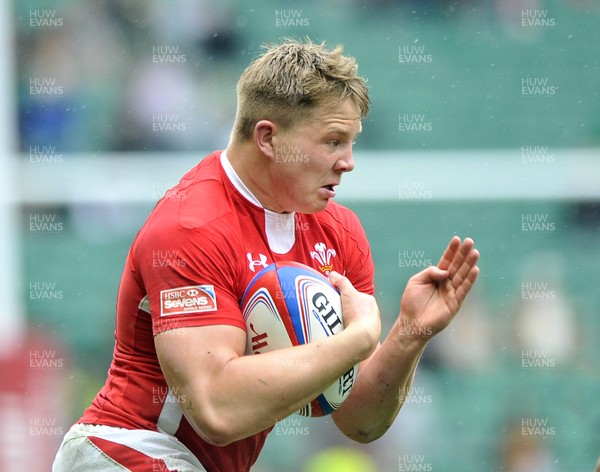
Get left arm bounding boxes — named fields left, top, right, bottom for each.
left=331, top=236, right=480, bottom=443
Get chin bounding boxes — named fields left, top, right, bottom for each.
left=289, top=196, right=330, bottom=214
left=303, top=200, right=329, bottom=214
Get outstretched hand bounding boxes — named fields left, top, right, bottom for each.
left=398, top=236, right=480, bottom=341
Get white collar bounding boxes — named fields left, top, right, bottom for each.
left=220, top=149, right=263, bottom=208
left=219, top=150, right=296, bottom=254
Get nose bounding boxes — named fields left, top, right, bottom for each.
left=335, top=150, right=355, bottom=173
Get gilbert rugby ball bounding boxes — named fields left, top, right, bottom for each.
left=240, top=261, right=358, bottom=417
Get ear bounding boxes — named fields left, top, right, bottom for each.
left=254, top=120, right=278, bottom=161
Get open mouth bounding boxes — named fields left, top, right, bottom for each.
left=320, top=184, right=337, bottom=199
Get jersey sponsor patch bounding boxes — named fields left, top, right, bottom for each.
left=160, top=285, right=217, bottom=316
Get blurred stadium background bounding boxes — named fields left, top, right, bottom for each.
left=2, top=0, right=600, bottom=470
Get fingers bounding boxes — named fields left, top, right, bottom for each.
left=437, top=237, right=477, bottom=275
left=446, top=238, right=476, bottom=277
left=437, top=236, right=461, bottom=271
left=329, top=271, right=381, bottom=347
left=448, top=242, right=480, bottom=307
left=450, top=245, right=480, bottom=289
left=436, top=236, right=480, bottom=301
left=454, top=264, right=480, bottom=304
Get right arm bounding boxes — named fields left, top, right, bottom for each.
left=154, top=285, right=380, bottom=446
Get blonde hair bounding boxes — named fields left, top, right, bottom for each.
left=232, top=39, right=370, bottom=142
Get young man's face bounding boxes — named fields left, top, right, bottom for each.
left=269, top=98, right=362, bottom=214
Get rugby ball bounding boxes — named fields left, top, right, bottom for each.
left=240, top=261, right=358, bottom=417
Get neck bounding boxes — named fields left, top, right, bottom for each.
left=225, top=141, right=284, bottom=213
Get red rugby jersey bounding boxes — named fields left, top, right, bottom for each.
left=79, top=151, right=375, bottom=471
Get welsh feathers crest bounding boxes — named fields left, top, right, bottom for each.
left=310, top=242, right=336, bottom=274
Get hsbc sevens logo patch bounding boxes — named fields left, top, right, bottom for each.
left=160, top=285, right=217, bottom=316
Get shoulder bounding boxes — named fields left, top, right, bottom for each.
left=316, top=201, right=366, bottom=234
left=147, top=151, right=238, bottom=232
left=175, top=151, right=235, bottom=230
left=134, top=152, right=241, bottom=258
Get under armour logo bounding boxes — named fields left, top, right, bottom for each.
left=247, top=253, right=268, bottom=272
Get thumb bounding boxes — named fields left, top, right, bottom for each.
left=328, top=271, right=355, bottom=293
left=416, top=266, right=450, bottom=283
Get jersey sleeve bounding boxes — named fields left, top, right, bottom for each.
left=343, top=212, right=375, bottom=296
left=133, top=216, right=246, bottom=336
